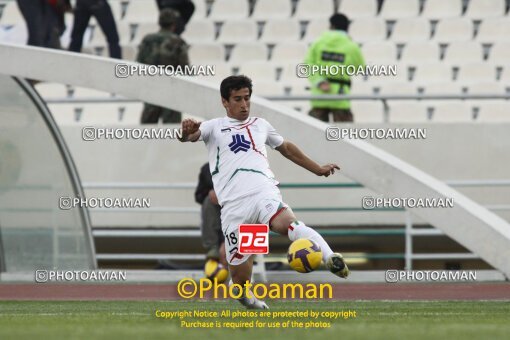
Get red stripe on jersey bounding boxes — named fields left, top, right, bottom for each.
left=288, top=225, right=294, bottom=231
left=226, top=118, right=258, bottom=130
left=245, top=125, right=266, bottom=158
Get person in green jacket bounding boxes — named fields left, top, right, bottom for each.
left=304, top=13, right=365, bottom=122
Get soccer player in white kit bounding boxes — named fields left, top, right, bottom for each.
left=180, top=76, right=349, bottom=309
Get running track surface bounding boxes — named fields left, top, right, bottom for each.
left=0, top=283, right=509, bottom=301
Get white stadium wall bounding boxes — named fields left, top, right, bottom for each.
left=0, top=44, right=509, bottom=278
left=56, top=123, right=510, bottom=228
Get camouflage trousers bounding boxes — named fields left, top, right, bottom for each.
left=140, top=104, right=182, bottom=124
left=309, top=108, right=354, bottom=122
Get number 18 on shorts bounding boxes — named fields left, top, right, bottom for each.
left=238, top=224, right=269, bottom=255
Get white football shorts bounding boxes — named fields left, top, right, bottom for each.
left=221, top=185, right=288, bottom=266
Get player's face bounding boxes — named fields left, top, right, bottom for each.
left=222, top=88, right=251, bottom=121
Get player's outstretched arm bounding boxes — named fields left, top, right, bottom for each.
left=179, top=118, right=201, bottom=142
left=275, top=141, right=340, bottom=177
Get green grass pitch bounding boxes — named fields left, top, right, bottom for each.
left=0, top=300, right=509, bottom=340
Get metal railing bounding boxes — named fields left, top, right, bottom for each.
left=43, top=92, right=510, bottom=266
left=45, top=93, right=510, bottom=123
left=83, top=180, right=510, bottom=269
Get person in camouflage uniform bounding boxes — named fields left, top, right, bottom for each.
left=137, top=8, right=189, bottom=124
left=156, top=0, right=195, bottom=35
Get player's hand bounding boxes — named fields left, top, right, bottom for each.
left=315, top=163, right=340, bottom=177
left=318, top=81, right=331, bottom=92
left=181, top=118, right=200, bottom=136
left=208, top=190, right=219, bottom=205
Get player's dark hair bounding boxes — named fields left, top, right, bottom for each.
left=330, top=13, right=350, bottom=31
left=220, top=75, right=253, bottom=100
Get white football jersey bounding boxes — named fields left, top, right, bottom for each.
left=199, top=116, right=284, bottom=205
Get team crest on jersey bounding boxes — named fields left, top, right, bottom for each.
left=228, top=134, right=251, bottom=153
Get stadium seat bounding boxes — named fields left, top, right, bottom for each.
left=413, top=63, right=454, bottom=84
left=287, top=83, right=309, bottom=95
left=80, top=103, right=125, bottom=124
left=280, top=63, right=310, bottom=86
left=87, top=28, right=108, bottom=50
left=193, top=0, right=207, bottom=19
left=238, top=62, right=278, bottom=82
left=209, top=0, right=249, bottom=20
left=338, top=0, right=378, bottom=19
left=467, top=82, right=506, bottom=95
left=252, top=0, right=292, bottom=20
left=388, top=102, right=428, bottom=123
left=431, top=102, right=473, bottom=122
left=378, top=82, right=418, bottom=95
left=303, top=19, right=329, bottom=43
left=217, top=21, right=257, bottom=44
left=251, top=81, right=286, bottom=97
left=400, top=42, right=440, bottom=65
left=432, top=18, right=474, bottom=43
left=260, top=19, right=301, bottom=43
left=71, top=87, right=113, bottom=98
left=380, top=0, right=420, bottom=20
left=364, top=63, right=409, bottom=85
left=131, top=23, right=159, bottom=45
left=110, top=0, right=123, bottom=20
left=349, top=18, right=387, bottom=43
left=476, top=18, right=510, bottom=44
left=48, top=104, right=83, bottom=125
left=362, top=42, right=397, bottom=64
left=123, top=0, right=159, bottom=23
left=351, top=101, right=385, bottom=123
left=58, top=13, right=75, bottom=47
left=0, top=22, right=27, bottom=45
left=121, top=45, right=137, bottom=61
left=80, top=103, right=129, bottom=125
left=294, top=0, right=334, bottom=20
left=476, top=101, right=510, bottom=122
left=204, top=63, right=234, bottom=82
left=423, top=82, right=464, bottom=95
left=81, top=46, right=100, bottom=56
left=390, top=18, right=431, bottom=43
left=117, top=103, right=144, bottom=125
left=421, top=0, right=462, bottom=20
left=118, top=22, right=132, bottom=46
left=181, top=20, right=216, bottom=44
left=489, top=43, right=510, bottom=65
left=422, top=82, right=464, bottom=108
left=498, top=65, right=510, bottom=82
left=194, top=64, right=233, bottom=85
left=350, top=81, right=376, bottom=95
left=271, top=42, right=308, bottom=63
left=278, top=100, right=310, bottom=114
left=35, top=83, right=68, bottom=99
left=465, top=0, right=506, bottom=20
left=465, top=83, right=507, bottom=114
left=188, top=43, right=225, bottom=63
left=456, top=63, right=497, bottom=83
left=443, top=42, right=484, bottom=65
left=0, top=1, right=23, bottom=26
left=229, top=43, right=267, bottom=63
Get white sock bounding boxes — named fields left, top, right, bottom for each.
left=229, top=279, right=256, bottom=304
left=287, top=221, right=334, bottom=262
